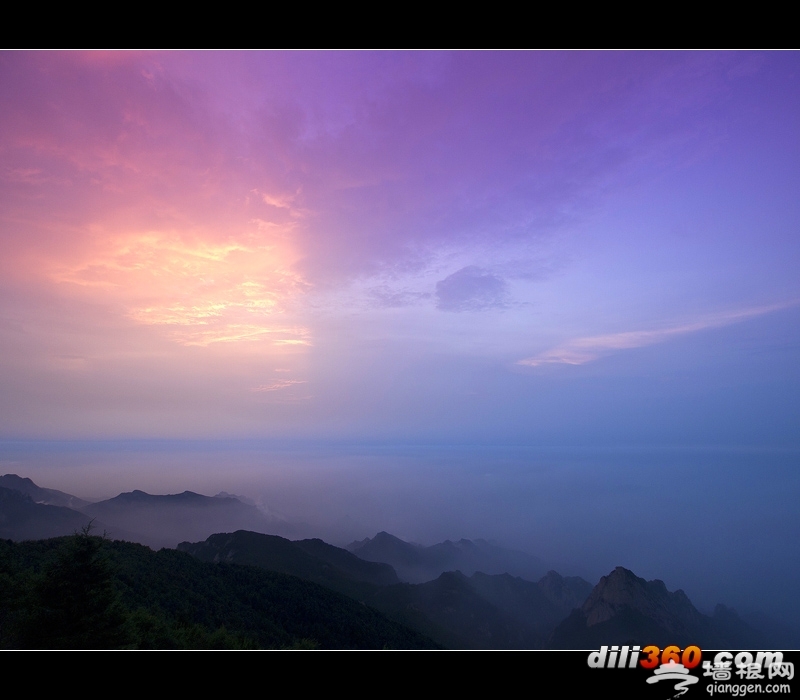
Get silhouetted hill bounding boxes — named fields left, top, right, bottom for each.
left=178, top=530, right=399, bottom=599
left=549, top=566, right=766, bottom=648
left=468, top=570, right=592, bottom=642
left=293, top=537, right=399, bottom=585
left=365, top=570, right=538, bottom=649
left=84, top=490, right=296, bottom=548
left=358, top=569, right=592, bottom=649
left=0, top=486, right=94, bottom=541
left=0, top=534, right=437, bottom=649
left=348, top=531, right=548, bottom=583
left=179, top=530, right=593, bottom=648
left=0, top=474, right=90, bottom=509
left=538, top=570, right=595, bottom=610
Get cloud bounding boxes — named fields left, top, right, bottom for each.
left=47, top=229, right=310, bottom=347
left=518, top=302, right=799, bottom=367
left=251, top=380, right=307, bottom=392
left=435, top=266, right=507, bottom=312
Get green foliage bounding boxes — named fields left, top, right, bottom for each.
left=0, top=534, right=436, bottom=649
left=18, top=527, right=129, bottom=649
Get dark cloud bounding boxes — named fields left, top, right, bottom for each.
left=435, top=266, right=506, bottom=312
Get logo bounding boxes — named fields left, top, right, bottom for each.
left=647, top=660, right=699, bottom=697
left=586, top=646, right=794, bottom=698
left=587, top=644, right=646, bottom=668
left=588, top=645, right=702, bottom=697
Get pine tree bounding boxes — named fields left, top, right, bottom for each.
left=23, top=527, right=129, bottom=649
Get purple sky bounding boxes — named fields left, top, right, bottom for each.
left=1, top=52, right=799, bottom=620
left=1, top=51, right=798, bottom=443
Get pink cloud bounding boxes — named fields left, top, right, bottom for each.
left=518, top=302, right=799, bottom=367
left=251, top=380, right=307, bottom=392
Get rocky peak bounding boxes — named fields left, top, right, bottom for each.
left=582, top=566, right=704, bottom=634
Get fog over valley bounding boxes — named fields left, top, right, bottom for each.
left=3, top=440, right=799, bottom=636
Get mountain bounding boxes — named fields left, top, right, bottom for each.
left=0, top=476, right=309, bottom=550
left=365, top=570, right=538, bottom=649
left=360, top=569, right=591, bottom=649
left=0, top=534, right=437, bottom=649
left=2, top=475, right=786, bottom=649
left=538, top=569, right=596, bottom=611
left=83, top=490, right=295, bottom=548
left=549, top=566, right=766, bottom=649
left=468, top=570, right=593, bottom=641
left=348, top=531, right=548, bottom=583
left=178, top=530, right=399, bottom=599
left=180, top=529, right=593, bottom=649
left=0, top=474, right=90, bottom=509
left=0, top=486, right=95, bottom=541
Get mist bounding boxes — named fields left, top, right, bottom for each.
left=3, top=439, right=798, bottom=629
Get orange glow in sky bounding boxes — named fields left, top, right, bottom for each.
left=48, top=225, right=310, bottom=347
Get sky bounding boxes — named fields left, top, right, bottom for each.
left=1, top=52, right=799, bottom=621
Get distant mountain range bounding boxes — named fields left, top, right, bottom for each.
left=181, top=529, right=591, bottom=648
left=0, top=474, right=296, bottom=548
left=83, top=489, right=295, bottom=548
left=181, top=529, right=773, bottom=650
left=0, top=474, right=91, bottom=510
left=0, top=486, right=95, bottom=541
left=347, top=530, right=548, bottom=583
left=0, top=474, right=792, bottom=649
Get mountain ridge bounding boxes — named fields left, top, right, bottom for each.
left=0, top=475, right=791, bottom=648
left=549, top=566, right=765, bottom=648
left=348, top=530, right=548, bottom=583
